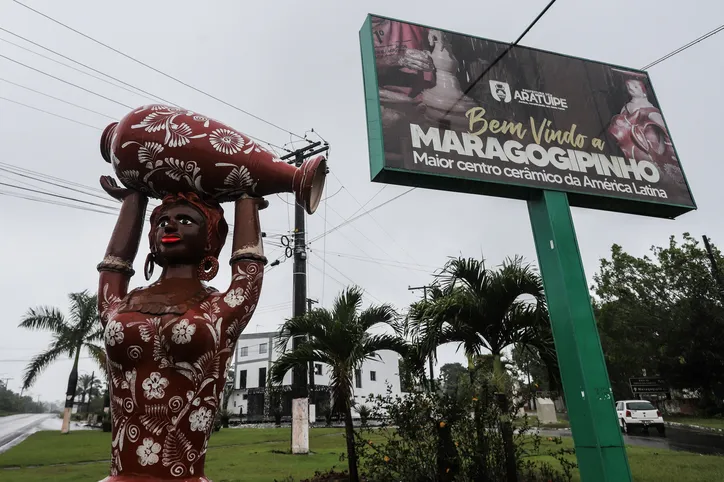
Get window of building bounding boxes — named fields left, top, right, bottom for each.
left=259, top=367, right=267, bottom=387
left=233, top=401, right=237, bottom=407
left=355, top=369, right=362, bottom=389
left=239, top=346, right=248, bottom=357
left=242, top=394, right=248, bottom=400
left=259, top=343, right=268, bottom=355
left=239, top=370, right=247, bottom=389
left=370, top=371, right=377, bottom=382
left=314, top=364, right=323, bottom=376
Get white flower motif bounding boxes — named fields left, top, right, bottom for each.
left=171, top=319, right=196, bottom=344
left=105, top=320, right=124, bottom=346
left=136, top=437, right=161, bottom=466
left=141, top=372, right=169, bottom=400
left=224, top=288, right=245, bottom=308
left=189, top=406, right=212, bottom=432
left=209, top=128, right=244, bottom=155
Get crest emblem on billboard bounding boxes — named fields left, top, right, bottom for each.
left=489, top=80, right=512, bottom=103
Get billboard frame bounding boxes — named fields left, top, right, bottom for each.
left=359, top=13, right=697, bottom=220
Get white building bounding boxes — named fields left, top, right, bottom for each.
left=226, top=331, right=403, bottom=421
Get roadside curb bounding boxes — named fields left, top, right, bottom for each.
left=665, top=421, right=724, bottom=434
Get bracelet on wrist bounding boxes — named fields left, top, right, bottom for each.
left=97, top=255, right=135, bottom=276
left=229, top=249, right=268, bottom=266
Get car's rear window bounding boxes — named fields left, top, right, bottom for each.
left=627, top=402, right=655, bottom=410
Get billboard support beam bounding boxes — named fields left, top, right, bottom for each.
left=528, top=190, right=633, bottom=482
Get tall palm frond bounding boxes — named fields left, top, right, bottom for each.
left=22, top=345, right=66, bottom=388
left=19, top=307, right=67, bottom=334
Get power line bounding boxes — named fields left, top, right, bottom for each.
left=310, top=187, right=415, bottom=243
left=0, top=53, right=132, bottom=108
left=0, top=161, right=108, bottom=195
left=331, top=172, right=420, bottom=266
left=0, top=26, right=176, bottom=106
left=12, top=0, right=304, bottom=142
left=0, top=96, right=102, bottom=130
left=0, top=181, right=118, bottom=210
left=0, top=77, right=117, bottom=119
left=0, top=32, right=290, bottom=155
left=444, top=0, right=558, bottom=116
left=641, top=23, right=724, bottom=70
left=0, top=35, right=161, bottom=104
left=0, top=190, right=118, bottom=216
left=0, top=165, right=119, bottom=203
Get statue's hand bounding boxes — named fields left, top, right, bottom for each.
left=238, top=193, right=269, bottom=211
left=100, top=175, right=134, bottom=201
left=399, top=48, right=434, bottom=72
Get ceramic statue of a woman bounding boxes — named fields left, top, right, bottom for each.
left=96, top=180, right=266, bottom=481
left=96, top=179, right=267, bottom=482
left=93, top=103, right=326, bottom=481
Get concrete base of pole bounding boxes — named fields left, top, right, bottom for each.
left=292, top=397, right=309, bottom=454
left=61, top=407, right=72, bottom=434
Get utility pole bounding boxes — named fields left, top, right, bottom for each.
left=0, top=377, right=11, bottom=389
left=702, top=235, right=724, bottom=297
left=306, top=298, right=318, bottom=421
left=280, top=141, right=329, bottom=455
left=409, top=285, right=436, bottom=391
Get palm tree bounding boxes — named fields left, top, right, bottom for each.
left=408, top=256, right=557, bottom=392
left=270, top=286, right=408, bottom=482
left=77, top=373, right=103, bottom=416
left=19, top=290, right=105, bottom=433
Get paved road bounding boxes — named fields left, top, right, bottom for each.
left=539, top=426, right=724, bottom=456
left=0, top=414, right=53, bottom=454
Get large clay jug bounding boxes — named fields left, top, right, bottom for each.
left=100, top=104, right=327, bottom=214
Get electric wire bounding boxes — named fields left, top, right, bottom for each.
left=443, top=0, right=558, bottom=117
left=0, top=29, right=288, bottom=153
left=0, top=166, right=119, bottom=203
left=0, top=77, right=117, bottom=120
left=0, top=53, right=132, bottom=109
left=0, top=36, right=161, bottom=104
left=0, top=96, right=103, bottom=130
left=310, top=187, right=415, bottom=243
left=12, top=0, right=304, bottom=142
left=0, top=26, right=176, bottom=106
left=641, top=23, right=724, bottom=70
left=0, top=181, right=118, bottom=210
left=308, top=255, right=383, bottom=305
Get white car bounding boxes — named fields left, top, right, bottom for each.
left=615, top=400, right=665, bottom=436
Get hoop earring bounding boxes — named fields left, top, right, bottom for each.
left=144, top=252, right=156, bottom=281
left=198, top=256, right=219, bottom=281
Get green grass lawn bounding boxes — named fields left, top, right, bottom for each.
left=1, top=427, right=723, bottom=482
left=666, top=414, right=724, bottom=430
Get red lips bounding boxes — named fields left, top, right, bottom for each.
left=161, top=234, right=181, bottom=244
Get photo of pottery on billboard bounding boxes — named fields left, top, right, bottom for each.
left=359, top=15, right=696, bottom=218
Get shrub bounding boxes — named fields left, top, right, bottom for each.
left=353, top=383, right=575, bottom=482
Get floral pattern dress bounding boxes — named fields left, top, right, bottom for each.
left=98, top=260, right=263, bottom=481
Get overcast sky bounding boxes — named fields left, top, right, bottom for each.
left=0, top=0, right=722, bottom=402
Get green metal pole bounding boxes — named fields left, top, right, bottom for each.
left=527, top=190, right=632, bottom=482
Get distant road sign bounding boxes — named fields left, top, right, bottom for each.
left=629, top=377, right=669, bottom=394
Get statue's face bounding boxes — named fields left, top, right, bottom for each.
left=626, top=80, right=645, bottom=98
left=154, top=203, right=208, bottom=266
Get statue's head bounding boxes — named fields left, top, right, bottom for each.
left=148, top=193, right=228, bottom=270
left=625, top=79, right=647, bottom=99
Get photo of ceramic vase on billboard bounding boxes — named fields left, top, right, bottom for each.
left=607, top=70, right=685, bottom=191
left=95, top=104, right=327, bottom=482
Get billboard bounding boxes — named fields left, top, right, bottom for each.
left=629, top=377, right=669, bottom=395
left=359, top=15, right=696, bottom=218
